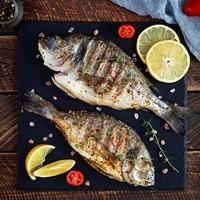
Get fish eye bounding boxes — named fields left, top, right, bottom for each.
left=57, top=38, right=67, bottom=48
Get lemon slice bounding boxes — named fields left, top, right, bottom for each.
left=25, top=144, right=55, bottom=180
left=146, top=40, right=190, bottom=83
left=137, top=24, right=180, bottom=63
left=33, top=160, right=75, bottom=178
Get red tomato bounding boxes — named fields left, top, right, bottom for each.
left=118, top=24, right=135, bottom=39
left=66, top=170, right=84, bottom=186
left=183, top=0, right=200, bottom=16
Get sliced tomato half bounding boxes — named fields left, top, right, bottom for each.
left=66, top=170, right=84, bottom=186
left=118, top=24, right=135, bottom=39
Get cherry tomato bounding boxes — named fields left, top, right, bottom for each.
left=66, top=170, right=84, bottom=186
left=118, top=24, right=135, bottom=39
left=183, top=0, right=200, bottom=16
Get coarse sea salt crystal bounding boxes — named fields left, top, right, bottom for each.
left=28, top=139, right=34, bottom=144
left=85, top=180, right=90, bottom=186
left=164, top=123, right=170, bottom=130
left=53, top=96, right=57, bottom=101
left=170, top=88, right=175, bottom=93
left=70, top=151, right=76, bottom=156
left=42, top=136, right=48, bottom=142
left=93, top=29, right=99, bottom=36
left=29, top=122, right=35, bottom=127
left=68, top=27, right=74, bottom=33
left=160, top=140, right=165, bottom=145
left=134, top=113, right=139, bottom=119
left=132, top=53, right=137, bottom=57
left=96, top=107, right=102, bottom=112
left=162, top=168, right=168, bottom=174
left=45, top=81, right=51, bottom=86
left=48, top=133, right=53, bottom=138
left=158, top=96, right=162, bottom=99
left=149, top=137, right=154, bottom=142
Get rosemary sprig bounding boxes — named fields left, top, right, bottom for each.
left=142, top=120, right=179, bottom=173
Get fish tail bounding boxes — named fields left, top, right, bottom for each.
left=23, top=90, right=58, bottom=120
left=162, top=104, right=200, bottom=134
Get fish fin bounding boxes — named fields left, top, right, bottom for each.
left=162, top=104, right=200, bottom=134
left=23, top=90, right=57, bottom=120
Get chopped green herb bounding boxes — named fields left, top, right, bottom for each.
left=94, top=132, right=102, bottom=140
left=87, top=137, right=94, bottom=145
left=116, top=153, right=124, bottom=160
left=115, top=54, right=125, bottom=63
left=129, top=154, right=136, bottom=161
left=84, top=64, right=91, bottom=73
left=142, top=119, right=179, bottom=173
left=74, top=143, right=81, bottom=148
left=103, top=128, right=111, bottom=136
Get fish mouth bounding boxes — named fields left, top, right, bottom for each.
left=38, top=38, right=46, bottom=49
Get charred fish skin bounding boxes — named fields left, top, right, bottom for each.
left=23, top=91, right=155, bottom=186
left=38, top=34, right=188, bottom=134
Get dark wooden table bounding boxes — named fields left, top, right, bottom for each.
left=0, top=0, right=199, bottom=199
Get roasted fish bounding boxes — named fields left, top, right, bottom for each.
left=38, top=34, right=193, bottom=133
left=23, top=91, right=155, bottom=186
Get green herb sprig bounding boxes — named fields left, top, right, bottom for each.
left=142, top=120, right=179, bottom=173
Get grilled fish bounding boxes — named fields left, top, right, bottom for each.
left=38, top=34, right=192, bottom=133
left=23, top=90, right=155, bottom=186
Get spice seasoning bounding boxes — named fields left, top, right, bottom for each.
left=0, top=0, right=15, bottom=21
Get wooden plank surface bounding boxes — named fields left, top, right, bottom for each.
left=0, top=93, right=199, bottom=152
left=0, top=152, right=199, bottom=200
left=0, top=36, right=199, bottom=93
left=22, top=0, right=155, bottom=22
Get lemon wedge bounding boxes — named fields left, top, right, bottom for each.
left=25, top=144, right=55, bottom=180
left=137, top=24, right=180, bottom=63
left=33, top=160, right=75, bottom=178
left=146, top=40, right=190, bottom=83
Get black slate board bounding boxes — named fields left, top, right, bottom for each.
left=17, top=22, right=187, bottom=191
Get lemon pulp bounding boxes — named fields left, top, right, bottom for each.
left=25, top=144, right=55, bottom=180
left=33, top=159, right=75, bottom=177
left=137, top=24, right=180, bottom=63
left=146, top=40, right=190, bottom=83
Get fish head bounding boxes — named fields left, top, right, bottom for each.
left=38, top=35, right=76, bottom=72
left=122, top=148, right=155, bottom=186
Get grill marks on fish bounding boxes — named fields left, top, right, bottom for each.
left=23, top=91, right=155, bottom=186
left=39, top=34, right=191, bottom=134
left=75, top=38, right=136, bottom=97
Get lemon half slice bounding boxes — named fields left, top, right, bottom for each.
left=33, top=160, right=75, bottom=178
left=137, top=24, right=180, bottom=63
left=25, top=144, right=55, bottom=180
left=146, top=40, right=190, bottom=83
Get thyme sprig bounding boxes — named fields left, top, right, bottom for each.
left=142, top=120, right=179, bottom=173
